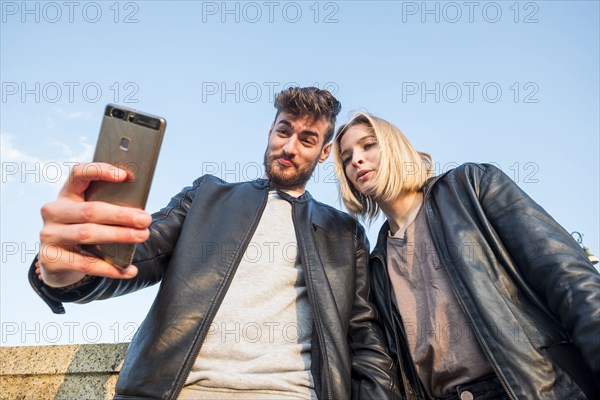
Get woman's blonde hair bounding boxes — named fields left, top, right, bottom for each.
left=333, top=111, right=434, bottom=221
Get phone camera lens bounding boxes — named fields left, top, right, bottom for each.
left=111, top=108, right=126, bottom=119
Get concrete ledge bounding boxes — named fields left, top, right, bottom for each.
left=0, top=343, right=128, bottom=400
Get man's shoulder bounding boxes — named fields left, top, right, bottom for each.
left=192, top=175, right=268, bottom=189
left=310, top=197, right=351, bottom=218
left=309, top=197, right=358, bottom=233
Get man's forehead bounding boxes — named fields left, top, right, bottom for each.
left=274, top=111, right=329, bottom=133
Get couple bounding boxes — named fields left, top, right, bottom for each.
left=31, top=87, right=599, bottom=399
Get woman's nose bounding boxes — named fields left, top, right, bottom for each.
left=352, top=154, right=363, bottom=167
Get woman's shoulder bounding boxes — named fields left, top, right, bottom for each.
left=435, top=162, right=503, bottom=181
left=424, top=162, right=507, bottom=194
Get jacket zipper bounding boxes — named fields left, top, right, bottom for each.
left=171, top=187, right=270, bottom=400
left=423, top=201, right=516, bottom=400
left=292, top=204, right=332, bottom=400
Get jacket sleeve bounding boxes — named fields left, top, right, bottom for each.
left=474, top=163, right=600, bottom=377
left=350, top=224, right=402, bottom=399
left=29, top=176, right=204, bottom=313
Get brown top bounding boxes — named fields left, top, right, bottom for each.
left=386, top=207, right=493, bottom=397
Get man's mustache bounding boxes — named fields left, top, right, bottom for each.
left=270, top=152, right=297, bottom=168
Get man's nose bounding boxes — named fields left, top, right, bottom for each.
left=282, top=135, right=299, bottom=156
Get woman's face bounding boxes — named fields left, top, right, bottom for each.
left=339, top=124, right=380, bottom=195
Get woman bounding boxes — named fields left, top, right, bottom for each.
left=334, top=111, right=600, bottom=400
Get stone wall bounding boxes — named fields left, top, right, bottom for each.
left=0, top=343, right=128, bottom=400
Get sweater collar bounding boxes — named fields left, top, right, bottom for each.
left=251, top=178, right=313, bottom=203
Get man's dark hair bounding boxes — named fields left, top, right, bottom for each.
left=273, top=87, right=342, bottom=143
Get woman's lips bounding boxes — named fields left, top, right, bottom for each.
left=357, top=169, right=372, bottom=180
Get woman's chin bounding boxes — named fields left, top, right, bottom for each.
left=356, top=184, right=376, bottom=197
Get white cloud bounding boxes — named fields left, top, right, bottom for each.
left=1, top=133, right=40, bottom=164
left=1, top=131, right=93, bottom=187
left=43, top=107, right=94, bottom=131
left=47, top=137, right=94, bottom=159
left=52, top=106, right=94, bottom=120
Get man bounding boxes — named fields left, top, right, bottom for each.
left=30, top=87, right=401, bottom=399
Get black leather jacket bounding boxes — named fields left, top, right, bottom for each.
left=30, top=175, right=401, bottom=400
left=370, top=163, right=600, bottom=400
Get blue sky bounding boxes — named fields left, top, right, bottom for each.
left=1, top=1, right=598, bottom=346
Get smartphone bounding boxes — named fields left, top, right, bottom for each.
left=82, top=104, right=166, bottom=268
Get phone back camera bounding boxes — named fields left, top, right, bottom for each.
left=111, top=108, right=126, bottom=119
left=119, top=137, right=131, bottom=151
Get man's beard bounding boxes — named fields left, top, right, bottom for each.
left=263, top=148, right=318, bottom=190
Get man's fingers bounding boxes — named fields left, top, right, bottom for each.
left=41, top=200, right=151, bottom=227
left=40, top=223, right=149, bottom=246
left=36, top=161, right=143, bottom=287
left=40, top=199, right=152, bottom=245
left=59, top=162, right=129, bottom=199
left=39, top=250, right=138, bottom=283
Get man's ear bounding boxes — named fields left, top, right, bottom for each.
left=319, top=142, right=332, bottom=163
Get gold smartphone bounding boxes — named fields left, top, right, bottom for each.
left=82, top=104, right=166, bottom=268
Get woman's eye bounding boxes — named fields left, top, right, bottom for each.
left=364, top=142, right=377, bottom=150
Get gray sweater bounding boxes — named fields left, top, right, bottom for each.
left=180, top=191, right=316, bottom=399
